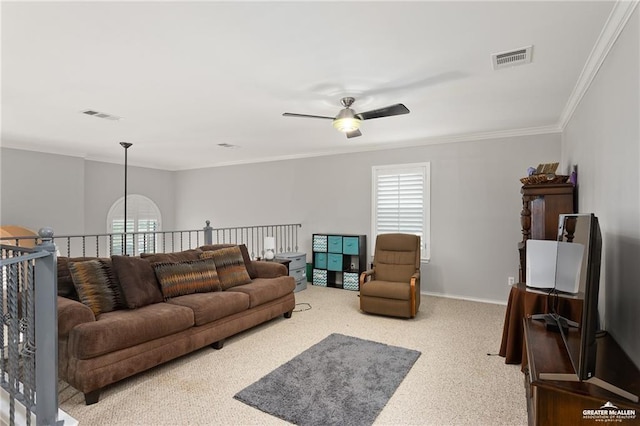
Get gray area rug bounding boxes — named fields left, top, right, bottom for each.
left=234, top=333, right=421, bottom=426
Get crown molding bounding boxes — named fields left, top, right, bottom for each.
left=558, top=0, right=639, bottom=130
left=179, top=124, right=562, bottom=171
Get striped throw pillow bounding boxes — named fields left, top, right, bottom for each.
left=153, top=258, right=221, bottom=300
left=201, top=246, right=252, bottom=290
left=69, top=259, right=126, bottom=316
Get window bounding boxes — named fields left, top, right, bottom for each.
left=372, top=163, right=430, bottom=261
left=107, top=195, right=162, bottom=256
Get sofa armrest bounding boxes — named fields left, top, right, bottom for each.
left=58, top=296, right=95, bottom=338
left=251, top=261, right=288, bottom=278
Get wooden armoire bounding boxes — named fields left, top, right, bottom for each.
left=518, top=183, right=575, bottom=282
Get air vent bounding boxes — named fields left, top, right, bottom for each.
left=491, top=45, right=533, bottom=70
left=81, top=109, right=121, bottom=121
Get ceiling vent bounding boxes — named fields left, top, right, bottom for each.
left=217, top=143, right=239, bottom=149
left=491, top=45, right=533, bottom=70
left=81, top=110, right=121, bottom=121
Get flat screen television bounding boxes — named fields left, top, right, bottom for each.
left=556, top=213, right=600, bottom=380
left=541, top=213, right=637, bottom=402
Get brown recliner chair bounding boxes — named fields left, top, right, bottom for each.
left=359, top=233, right=421, bottom=318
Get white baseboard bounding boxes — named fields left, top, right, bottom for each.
left=0, top=384, right=78, bottom=426
left=421, top=291, right=507, bottom=306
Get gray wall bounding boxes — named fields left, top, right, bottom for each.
left=83, top=160, right=176, bottom=234
left=1, top=148, right=85, bottom=234
left=175, top=133, right=561, bottom=304
left=562, top=8, right=639, bottom=367
left=0, top=149, right=176, bottom=236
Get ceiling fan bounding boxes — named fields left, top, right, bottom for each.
left=282, top=97, right=410, bottom=138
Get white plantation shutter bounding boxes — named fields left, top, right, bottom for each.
left=372, top=163, right=430, bottom=260
left=107, top=195, right=161, bottom=255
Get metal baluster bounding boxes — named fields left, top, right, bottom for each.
left=22, top=260, right=36, bottom=423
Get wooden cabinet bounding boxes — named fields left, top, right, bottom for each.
left=519, top=183, right=575, bottom=282
left=312, top=234, right=366, bottom=291
left=523, top=318, right=640, bottom=425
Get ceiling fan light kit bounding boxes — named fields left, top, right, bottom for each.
left=283, top=96, right=409, bottom=138
left=332, top=115, right=361, bottom=133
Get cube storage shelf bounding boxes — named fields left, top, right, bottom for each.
left=312, top=234, right=366, bottom=291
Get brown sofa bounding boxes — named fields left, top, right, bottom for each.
left=57, top=245, right=295, bottom=405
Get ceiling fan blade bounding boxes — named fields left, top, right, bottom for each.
left=346, top=129, right=362, bottom=139
left=282, top=112, right=334, bottom=120
left=356, top=103, right=410, bottom=120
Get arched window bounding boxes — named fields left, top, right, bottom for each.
left=107, top=195, right=162, bottom=255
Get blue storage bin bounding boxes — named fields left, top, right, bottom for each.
left=343, top=236, right=359, bottom=255
left=327, top=253, right=344, bottom=271
left=314, top=252, right=327, bottom=269
left=327, top=236, right=343, bottom=253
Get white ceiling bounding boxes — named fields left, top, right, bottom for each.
left=1, top=1, right=620, bottom=171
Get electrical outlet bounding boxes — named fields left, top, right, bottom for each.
left=508, top=276, right=515, bottom=286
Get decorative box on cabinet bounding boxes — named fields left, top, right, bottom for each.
left=519, top=183, right=575, bottom=282
left=275, top=252, right=307, bottom=292
left=312, top=234, right=366, bottom=291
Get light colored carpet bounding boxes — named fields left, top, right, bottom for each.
left=59, top=285, right=527, bottom=425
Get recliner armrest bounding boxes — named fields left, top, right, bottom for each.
left=360, top=269, right=375, bottom=287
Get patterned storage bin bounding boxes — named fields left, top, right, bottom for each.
left=312, top=269, right=328, bottom=286
left=343, top=272, right=359, bottom=291
left=313, top=235, right=328, bottom=252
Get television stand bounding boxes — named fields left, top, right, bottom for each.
left=523, top=318, right=640, bottom=425
left=531, top=312, right=577, bottom=334
left=538, top=373, right=638, bottom=404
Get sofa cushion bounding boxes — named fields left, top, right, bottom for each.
left=68, top=259, right=126, bottom=316
left=200, top=246, right=252, bottom=290
left=153, top=259, right=221, bottom=299
left=168, top=291, right=250, bottom=326
left=226, top=276, right=295, bottom=308
left=70, top=302, right=195, bottom=359
left=111, top=255, right=164, bottom=309
left=140, top=248, right=202, bottom=263
left=199, top=244, right=257, bottom=279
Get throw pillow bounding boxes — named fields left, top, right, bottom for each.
left=201, top=246, right=252, bottom=290
left=153, top=258, right=221, bottom=300
left=111, top=255, right=164, bottom=309
left=140, top=249, right=202, bottom=263
left=199, top=244, right=257, bottom=279
left=57, top=256, right=98, bottom=300
left=69, top=259, right=126, bottom=316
